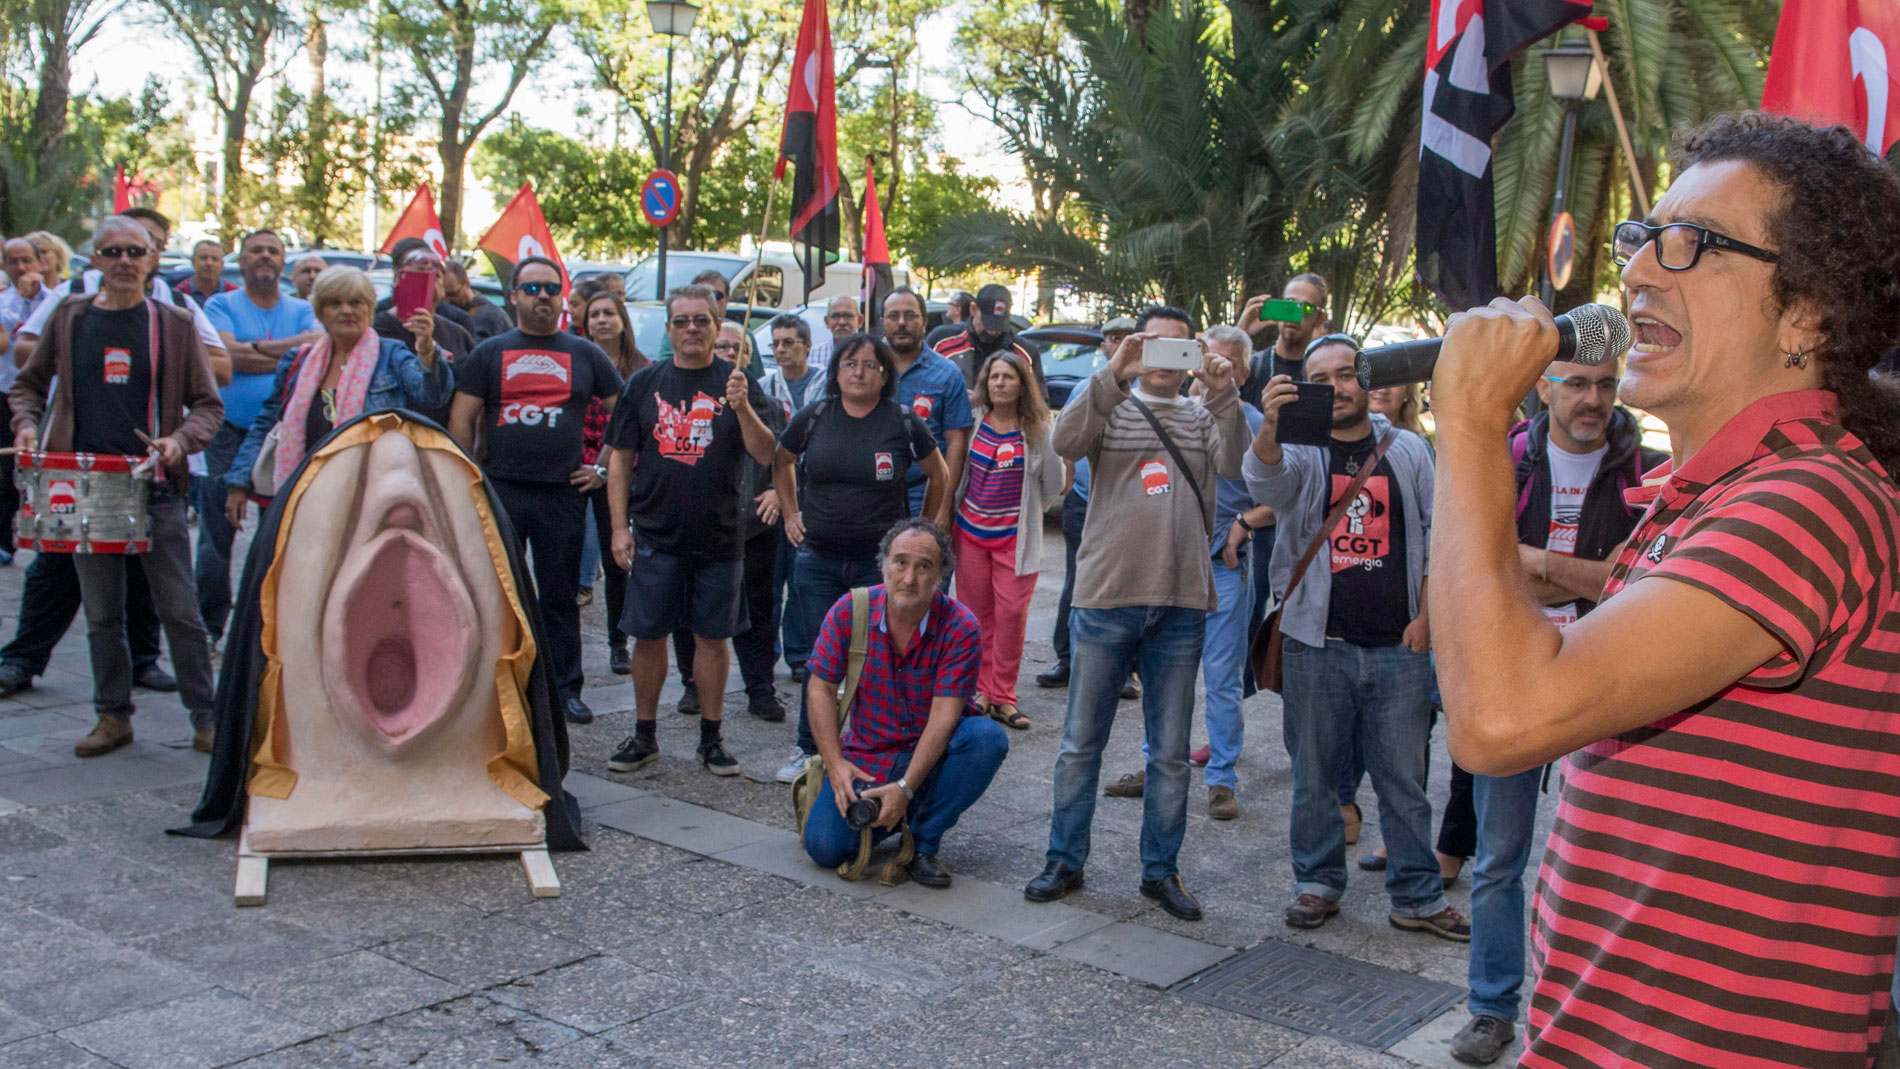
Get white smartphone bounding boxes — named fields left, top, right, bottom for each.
left=1141, top=337, right=1201, bottom=371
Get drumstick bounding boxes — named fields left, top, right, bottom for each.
left=134, top=429, right=159, bottom=450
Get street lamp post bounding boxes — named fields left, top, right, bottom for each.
left=646, top=0, right=700, bottom=300
left=1539, top=38, right=1602, bottom=308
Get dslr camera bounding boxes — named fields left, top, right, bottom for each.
left=845, top=784, right=882, bottom=832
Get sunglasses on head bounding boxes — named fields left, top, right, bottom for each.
left=94, top=245, right=149, bottom=260
left=1303, top=332, right=1360, bottom=358
left=515, top=281, right=563, bottom=296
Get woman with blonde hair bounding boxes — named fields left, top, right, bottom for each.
left=1369, top=382, right=1427, bottom=439
left=23, top=232, right=71, bottom=284
left=223, top=266, right=451, bottom=524
left=952, top=350, right=1060, bottom=730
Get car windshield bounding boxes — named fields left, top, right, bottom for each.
left=1041, top=340, right=1106, bottom=375
left=622, top=254, right=745, bottom=301
left=628, top=305, right=670, bottom=357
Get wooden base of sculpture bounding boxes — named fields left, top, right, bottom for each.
left=233, top=826, right=559, bottom=907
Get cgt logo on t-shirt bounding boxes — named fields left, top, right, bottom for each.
left=1141, top=459, right=1171, bottom=496
left=104, top=347, right=131, bottom=385
left=499, top=350, right=572, bottom=427
left=1331, top=475, right=1391, bottom=572
left=994, top=440, right=1018, bottom=468
left=911, top=394, right=935, bottom=420
left=874, top=452, right=894, bottom=480
left=654, top=391, right=724, bottom=466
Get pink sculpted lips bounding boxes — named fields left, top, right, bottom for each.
left=321, top=433, right=479, bottom=748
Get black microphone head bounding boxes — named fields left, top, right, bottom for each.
left=1562, top=303, right=1631, bottom=366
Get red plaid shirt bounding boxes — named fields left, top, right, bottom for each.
left=807, top=586, right=981, bottom=781
left=581, top=396, right=611, bottom=466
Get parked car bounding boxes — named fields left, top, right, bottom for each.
left=1021, top=325, right=1106, bottom=408
left=622, top=244, right=910, bottom=314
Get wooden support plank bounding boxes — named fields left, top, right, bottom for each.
left=520, top=847, right=561, bottom=898
left=235, top=855, right=269, bottom=907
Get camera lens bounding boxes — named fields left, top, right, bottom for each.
left=845, top=796, right=881, bottom=831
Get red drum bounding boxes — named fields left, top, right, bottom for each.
left=16, top=451, right=152, bottom=554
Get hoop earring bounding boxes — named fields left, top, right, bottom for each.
left=1782, top=347, right=1811, bottom=370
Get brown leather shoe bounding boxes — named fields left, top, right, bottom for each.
left=74, top=716, right=133, bottom=758
left=1103, top=769, right=1144, bottom=797
left=1284, top=892, right=1339, bottom=929
left=192, top=729, right=215, bottom=754
left=1207, top=785, right=1238, bottom=820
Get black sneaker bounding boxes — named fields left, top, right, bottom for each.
left=748, top=698, right=786, bottom=723
left=610, top=644, right=631, bottom=676
left=698, top=740, right=739, bottom=776
left=607, top=733, right=659, bottom=772
left=0, top=662, right=33, bottom=695
left=677, top=682, right=701, bottom=716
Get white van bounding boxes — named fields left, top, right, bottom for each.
left=620, top=242, right=908, bottom=312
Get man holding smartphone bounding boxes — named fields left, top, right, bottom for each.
left=1245, top=336, right=1462, bottom=939
left=1024, top=305, right=1248, bottom=921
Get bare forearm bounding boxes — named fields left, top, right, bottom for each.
left=1431, top=427, right=1565, bottom=765
left=1544, top=551, right=1615, bottom=604
left=229, top=348, right=279, bottom=374
left=898, top=699, right=963, bottom=786
left=607, top=449, right=633, bottom=530
left=737, top=407, right=775, bottom=466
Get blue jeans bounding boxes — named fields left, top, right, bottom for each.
left=789, top=545, right=883, bottom=755
left=193, top=421, right=246, bottom=642
left=579, top=500, right=602, bottom=589
left=1281, top=636, right=1445, bottom=917
left=803, top=716, right=1009, bottom=864
left=1467, top=766, right=1544, bottom=1022
left=1047, top=605, right=1204, bottom=882
left=1138, top=557, right=1251, bottom=789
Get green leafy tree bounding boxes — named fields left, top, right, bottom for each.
left=380, top=0, right=562, bottom=244
left=147, top=0, right=297, bottom=239
left=254, top=79, right=432, bottom=246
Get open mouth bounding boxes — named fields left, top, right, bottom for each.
left=1631, top=314, right=1682, bottom=354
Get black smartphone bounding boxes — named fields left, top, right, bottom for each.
left=1274, top=382, right=1334, bottom=446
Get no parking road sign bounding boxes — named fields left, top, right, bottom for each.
left=642, top=170, right=682, bottom=228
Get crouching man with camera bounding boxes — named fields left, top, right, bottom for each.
left=801, top=518, right=1010, bottom=888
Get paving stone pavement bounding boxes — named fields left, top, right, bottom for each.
left=0, top=515, right=1565, bottom=1067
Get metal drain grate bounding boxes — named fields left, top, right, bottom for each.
left=1172, top=939, right=1465, bottom=1049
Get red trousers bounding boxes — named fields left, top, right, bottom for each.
left=954, top=528, right=1039, bottom=706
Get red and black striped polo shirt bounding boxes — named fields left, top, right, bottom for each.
left=1526, top=390, right=1900, bottom=1069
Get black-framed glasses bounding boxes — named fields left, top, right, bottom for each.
left=94, top=245, right=149, bottom=260
left=515, top=281, right=562, bottom=296
left=1611, top=220, right=1780, bottom=272
left=1302, top=331, right=1360, bottom=359
left=670, top=314, right=715, bottom=329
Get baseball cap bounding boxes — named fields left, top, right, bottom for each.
left=1102, top=316, right=1137, bottom=334
left=976, top=283, right=1012, bottom=331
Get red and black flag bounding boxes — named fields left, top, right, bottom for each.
left=1417, top=0, right=1593, bottom=310
left=777, top=0, right=840, bottom=300
left=859, top=158, right=893, bottom=323
left=1763, top=0, right=1900, bottom=155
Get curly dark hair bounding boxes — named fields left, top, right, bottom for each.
left=1672, top=113, right=1900, bottom=480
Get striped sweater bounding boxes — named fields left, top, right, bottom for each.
left=1052, top=366, right=1248, bottom=612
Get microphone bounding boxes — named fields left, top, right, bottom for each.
left=1354, top=303, right=1631, bottom=391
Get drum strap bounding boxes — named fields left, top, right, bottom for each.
left=144, top=298, right=160, bottom=442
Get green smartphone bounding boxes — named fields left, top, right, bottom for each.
left=1257, top=298, right=1316, bottom=324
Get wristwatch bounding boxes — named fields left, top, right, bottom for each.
left=591, top=464, right=608, bottom=481
left=896, top=777, right=915, bottom=800
left=1235, top=516, right=1254, bottom=533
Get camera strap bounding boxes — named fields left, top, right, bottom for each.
left=1127, top=395, right=1209, bottom=536
left=839, top=585, right=870, bottom=731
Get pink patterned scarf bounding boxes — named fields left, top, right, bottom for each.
left=274, top=329, right=380, bottom=488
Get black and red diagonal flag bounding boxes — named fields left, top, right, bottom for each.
left=1417, top=0, right=1594, bottom=310
left=860, top=158, right=893, bottom=324
left=777, top=0, right=839, bottom=300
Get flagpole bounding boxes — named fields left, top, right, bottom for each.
left=743, top=177, right=779, bottom=316
left=1587, top=28, right=1650, bottom=217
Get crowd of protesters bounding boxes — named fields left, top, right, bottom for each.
left=7, top=111, right=1900, bottom=1068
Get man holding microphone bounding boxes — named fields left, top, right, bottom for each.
left=1427, top=114, right=1900, bottom=1068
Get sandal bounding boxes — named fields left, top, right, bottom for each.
left=990, top=702, right=1030, bottom=730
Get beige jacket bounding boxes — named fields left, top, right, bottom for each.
left=954, top=412, right=1064, bottom=574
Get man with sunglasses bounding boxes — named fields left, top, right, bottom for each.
left=1430, top=114, right=1900, bottom=1068
left=604, top=283, right=776, bottom=776
left=450, top=256, right=624, bottom=727
left=1447, top=354, right=1664, bottom=1065
left=8, top=215, right=224, bottom=757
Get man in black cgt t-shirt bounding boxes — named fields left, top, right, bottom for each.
left=449, top=255, right=623, bottom=726
left=603, top=283, right=776, bottom=776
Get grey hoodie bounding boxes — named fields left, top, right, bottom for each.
left=1242, top=413, right=1434, bottom=647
